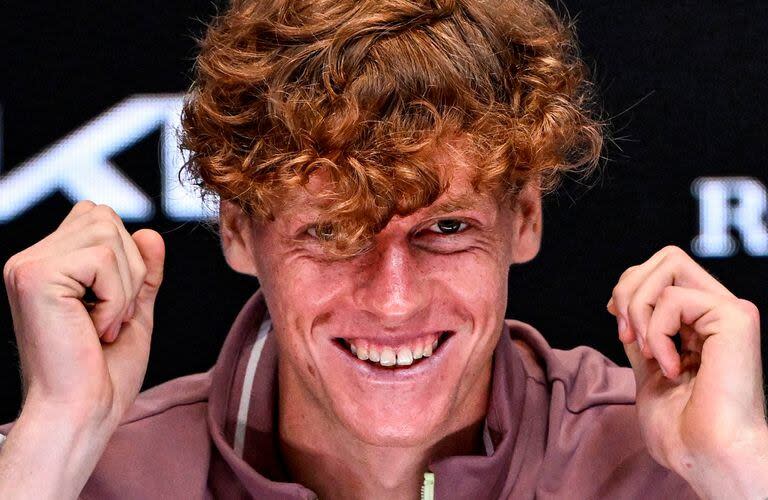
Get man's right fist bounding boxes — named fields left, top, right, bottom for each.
left=2, top=201, right=165, bottom=426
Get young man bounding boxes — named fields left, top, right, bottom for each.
left=1, top=0, right=767, bottom=498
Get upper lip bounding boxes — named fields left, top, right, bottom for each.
left=335, top=329, right=452, bottom=343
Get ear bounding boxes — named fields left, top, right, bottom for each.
left=219, top=200, right=259, bottom=276
left=508, top=181, right=542, bottom=264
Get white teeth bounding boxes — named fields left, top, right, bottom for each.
left=345, top=334, right=446, bottom=367
left=396, top=347, right=414, bottom=366
left=412, top=344, right=424, bottom=360
left=380, top=348, right=396, bottom=367
left=356, top=345, right=369, bottom=361
left=423, top=342, right=433, bottom=357
left=368, top=346, right=381, bottom=363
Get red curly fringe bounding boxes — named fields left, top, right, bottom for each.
left=180, top=0, right=603, bottom=256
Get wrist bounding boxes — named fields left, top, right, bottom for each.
left=680, top=426, right=768, bottom=500
left=23, top=379, right=119, bottom=428
left=0, top=401, right=117, bottom=499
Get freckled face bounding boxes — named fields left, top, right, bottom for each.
left=241, top=162, right=539, bottom=447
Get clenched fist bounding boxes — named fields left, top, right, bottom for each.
left=607, top=245, right=768, bottom=498
left=0, top=201, right=164, bottom=499
left=3, top=200, right=164, bottom=422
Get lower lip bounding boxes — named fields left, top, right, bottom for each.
left=329, top=333, right=455, bottom=383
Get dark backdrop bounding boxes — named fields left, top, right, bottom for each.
left=1, top=1, right=767, bottom=422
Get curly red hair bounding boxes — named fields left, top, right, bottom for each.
left=180, top=0, right=602, bottom=255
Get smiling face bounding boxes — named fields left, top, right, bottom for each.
left=220, top=153, right=542, bottom=449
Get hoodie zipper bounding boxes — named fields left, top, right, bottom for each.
left=420, top=472, right=435, bottom=500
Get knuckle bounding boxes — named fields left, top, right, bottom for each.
left=94, top=245, right=118, bottom=266
left=611, top=281, right=628, bottom=303
left=661, top=244, right=684, bottom=255
left=92, top=204, right=121, bottom=224
left=2, top=255, right=17, bottom=285
left=660, top=245, right=689, bottom=263
left=9, top=259, right=44, bottom=294
left=618, top=265, right=639, bottom=281
left=734, top=299, right=760, bottom=327
left=73, top=200, right=96, bottom=213
left=92, top=220, right=120, bottom=242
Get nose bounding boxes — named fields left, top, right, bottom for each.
left=353, top=238, right=429, bottom=327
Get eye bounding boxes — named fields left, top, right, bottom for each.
left=428, top=219, right=468, bottom=235
left=307, top=223, right=334, bottom=240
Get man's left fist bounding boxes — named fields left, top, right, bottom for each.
left=607, top=245, right=768, bottom=499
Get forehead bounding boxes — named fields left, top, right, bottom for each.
left=277, top=158, right=503, bottom=225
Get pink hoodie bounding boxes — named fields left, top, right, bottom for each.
left=1, top=290, right=697, bottom=498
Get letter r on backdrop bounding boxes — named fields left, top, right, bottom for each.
left=691, top=177, right=768, bottom=257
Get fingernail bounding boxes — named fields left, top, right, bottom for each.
left=617, top=316, right=626, bottom=337
left=636, top=334, right=644, bottom=352
left=659, top=364, right=668, bottom=378
left=606, top=297, right=614, bottom=311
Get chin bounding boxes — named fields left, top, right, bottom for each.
left=330, top=389, right=453, bottom=448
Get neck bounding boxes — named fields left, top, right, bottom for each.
left=277, top=363, right=491, bottom=500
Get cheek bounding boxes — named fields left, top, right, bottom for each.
left=256, top=253, right=353, bottom=367
left=431, top=253, right=509, bottom=354
left=277, top=256, right=352, bottom=308
left=431, top=251, right=508, bottom=308
left=258, top=250, right=347, bottom=317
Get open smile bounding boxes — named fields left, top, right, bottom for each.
left=333, top=331, right=454, bottom=369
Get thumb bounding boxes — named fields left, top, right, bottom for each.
left=101, top=229, right=164, bottom=412
left=132, top=229, right=165, bottom=313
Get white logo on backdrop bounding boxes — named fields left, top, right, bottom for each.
left=0, top=94, right=210, bottom=223
left=691, top=177, right=768, bottom=257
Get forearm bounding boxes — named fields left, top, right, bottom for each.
left=0, top=402, right=115, bottom=500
